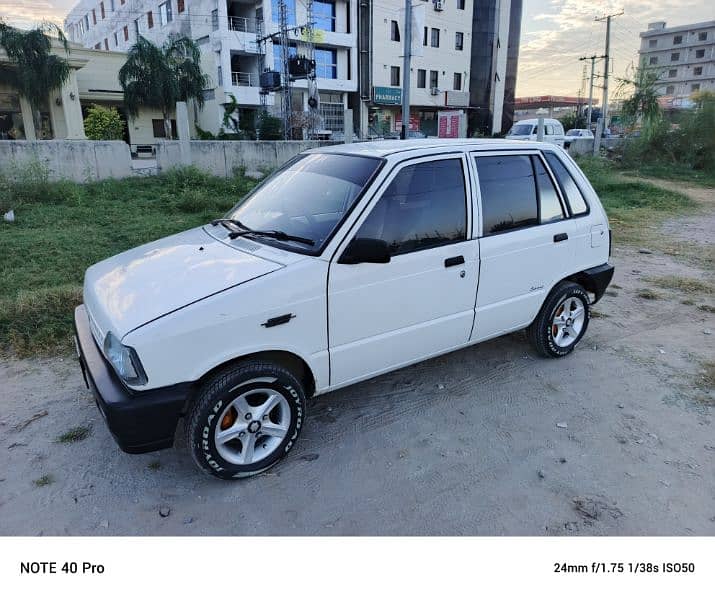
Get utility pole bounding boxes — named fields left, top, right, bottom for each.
left=595, top=11, right=623, bottom=131
left=400, top=0, right=412, bottom=140
left=278, top=0, right=292, bottom=140
left=579, top=54, right=606, bottom=129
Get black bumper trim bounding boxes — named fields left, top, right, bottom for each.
left=583, top=262, right=615, bottom=303
left=74, top=305, right=192, bottom=454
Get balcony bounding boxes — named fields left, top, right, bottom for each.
left=228, top=16, right=261, bottom=34
left=231, top=71, right=257, bottom=86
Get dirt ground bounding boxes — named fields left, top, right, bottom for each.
left=1, top=179, right=713, bottom=536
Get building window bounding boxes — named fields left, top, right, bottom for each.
left=423, top=27, right=428, bottom=46
left=417, top=69, right=426, bottom=88
left=429, top=70, right=438, bottom=89
left=272, top=0, right=296, bottom=25
left=315, top=47, right=338, bottom=79
left=123, top=25, right=128, bottom=40
left=694, top=66, right=703, bottom=76
left=178, top=0, right=185, bottom=13
left=134, top=18, right=140, bottom=37
left=391, top=66, right=400, bottom=86
left=673, top=35, right=682, bottom=44
left=665, top=85, right=675, bottom=94
left=455, top=31, right=463, bottom=51
left=695, top=49, right=705, bottom=58
left=113, top=31, right=118, bottom=46
left=668, top=69, right=677, bottom=77
left=152, top=119, right=177, bottom=138
left=121, top=0, right=125, bottom=4
left=457, top=0, right=465, bottom=8
left=671, top=52, right=679, bottom=61
left=431, top=28, right=440, bottom=48
left=691, top=83, right=700, bottom=92
left=110, top=0, right=114, bottom=11
left=648, top=39, right=657, bottom=48
left=147, top=11, right=154, bottom=28
left=104, top=38, right=109, bottom=50
left=649, top=56, right=658, bottom=65
left=84, top=14, right=89, bottom=30
left=453, top=72, right=461, bottom=90
left=100, top=2, right=105, bottom=19
left=391, top=20, right=400, bottom=42
left=211, top=9, right=218, bottom=30
left=159, top=2, right=173, bottom=25
left=92, top=9, right=97, bottom=25
left=314, top=0, right=336, bottom=32
left=698, top=31, right=707, bottom=41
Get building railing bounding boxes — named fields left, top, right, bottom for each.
left=228, top=16, right=261, bottom=34
left=231, top=71, right=255, bottom=86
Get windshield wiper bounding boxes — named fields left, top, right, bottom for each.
left=210, top=218, right=314, bottom=246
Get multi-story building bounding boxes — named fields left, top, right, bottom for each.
left=639, top=20, right=715, bottom=98
left=357, top=0, right=521, bottom=138
left=65, top=0, right=358, bottom=137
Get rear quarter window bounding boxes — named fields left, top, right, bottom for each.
left=543, top=152, right=589, bottom=216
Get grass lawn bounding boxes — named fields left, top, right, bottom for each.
left=0, top=160, right=706, bottom=357
left=0, top=168, right=257, bottom=356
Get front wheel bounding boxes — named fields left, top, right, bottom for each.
left=186, top=360, right=305, bottom=479
left=528, top=281, right=590, bottom=358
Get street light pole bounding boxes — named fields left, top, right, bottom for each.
left=400, top=0, right=412, bottom=140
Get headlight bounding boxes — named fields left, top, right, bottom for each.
left=103, top=332, right=147, bottom=385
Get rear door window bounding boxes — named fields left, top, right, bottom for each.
left=475, top=155, right=538, bottom=235
left=533, top=156, right=565, bottom=223
left=543, top=152, right=589, bottom=216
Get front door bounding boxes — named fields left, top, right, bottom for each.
left=328, top=154, right=478, bottom=387
left=470, top=151, right=574, bottom=342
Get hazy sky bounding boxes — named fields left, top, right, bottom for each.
left=1, top=0, right=714, bottom=98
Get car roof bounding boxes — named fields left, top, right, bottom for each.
left=513, top=118, right=561, bottom=125
left=305, top=138, right=557, bottom=158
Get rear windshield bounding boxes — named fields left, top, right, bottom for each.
left=226, top=153, right=382, bottom=254
left=509, top=124, right=534, bottom=135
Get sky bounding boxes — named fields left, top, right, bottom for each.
left=1, top=0, right=714, bottom=99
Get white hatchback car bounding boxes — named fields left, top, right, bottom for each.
left=506, top=118, right=566, bottom=147
left=75, top=139, right=614, bottom=479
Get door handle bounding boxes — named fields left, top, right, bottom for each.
left=444, top=255, right=465, bottom=268
left=553, top=233, right=568, bottom=243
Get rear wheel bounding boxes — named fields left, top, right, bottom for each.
left=528, top=281, right=590, bottom=358
left=186, top=360, right=305, bottom=479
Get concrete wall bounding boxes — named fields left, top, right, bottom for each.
left=155, top=141, right=334, bottom=176
left=0, top=140, right=132, bottom=182
left=567, top=137, right=623, bottom=157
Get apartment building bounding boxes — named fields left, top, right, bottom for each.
left=65, top=0, right=358, bottom=137
left=639, top=20, right=715, bottom=98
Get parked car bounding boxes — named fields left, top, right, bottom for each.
left=74, top=139, right=614, bottom=479
left=563, top=128, right=594, bottom=148
left=506, top=118, right=566, bottom=147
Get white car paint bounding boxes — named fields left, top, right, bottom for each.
left=82, top=139, right=610, bottom=396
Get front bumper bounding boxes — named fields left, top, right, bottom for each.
left=74, top=305, right=191, bottom=454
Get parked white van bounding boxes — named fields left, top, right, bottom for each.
left=74, top=139, right=613, bottom=479
left=506, top=118, right=566, bottom=147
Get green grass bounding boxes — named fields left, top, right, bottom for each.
left=647, top=276, right=713, bottom=294
left=620, top=163, right=715, bottom=188
left=0, top=167, right=257, bottom=356
left=577, top=157, right=699, bottom=247
left=56, top=425, right=92, bottom=443
left=33, top=474, right=54, bottom=487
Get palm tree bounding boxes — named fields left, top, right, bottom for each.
left=616, top=60, right=663, bottom=129
left=0, top=21, right=71, bottom=139
left=119, top=36, right=209, bottom=139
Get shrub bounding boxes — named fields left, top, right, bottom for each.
left=83, top=104, right=125, bottom=140
left=258, top=113, right=283, bottom=140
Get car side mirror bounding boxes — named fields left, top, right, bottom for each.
left=338, top=238, right=391, bottom=265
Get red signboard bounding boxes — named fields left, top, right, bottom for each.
left=395, top=113, right=420, bottom=132
left=438, top=111, right=461, bottom=138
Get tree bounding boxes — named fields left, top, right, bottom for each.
left=616, top=60, right=663, bottom=128
left=0, top=21, right=71, bottom=139
left=83, top=104, right=125, bottom=140
left=119, top=35, right=208, bottom=139
left=257, top=112, right=283, bottom=140
left=559, top=111, right=586, bottom=131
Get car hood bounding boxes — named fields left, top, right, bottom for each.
left=83, top=226, right=284, bottom=340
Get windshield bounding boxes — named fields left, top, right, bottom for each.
left=509, top=124, right=534, bottom=135
left=225, top=153, right=381, bottom=253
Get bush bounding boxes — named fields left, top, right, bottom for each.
left=258, top=113, right=283, bottom=140
left=83, top=104, right=125, bottom=140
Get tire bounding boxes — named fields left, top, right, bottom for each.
left=528, top=281, right=590, bottom=358
left=186, top=360, right=305, bottom=480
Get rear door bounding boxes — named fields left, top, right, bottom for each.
left=328, top=154, right=478, bottom=386
left=469, top=151, right=574, bottom=342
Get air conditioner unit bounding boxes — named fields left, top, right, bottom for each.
left=433, top=0, right=444, bottom=11
left=430, top=87, right=440, bottom=95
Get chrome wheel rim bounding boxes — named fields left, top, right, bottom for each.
left=551, top=296, right=586, bottom=348
left=214, top=388, right=291, bottom=466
